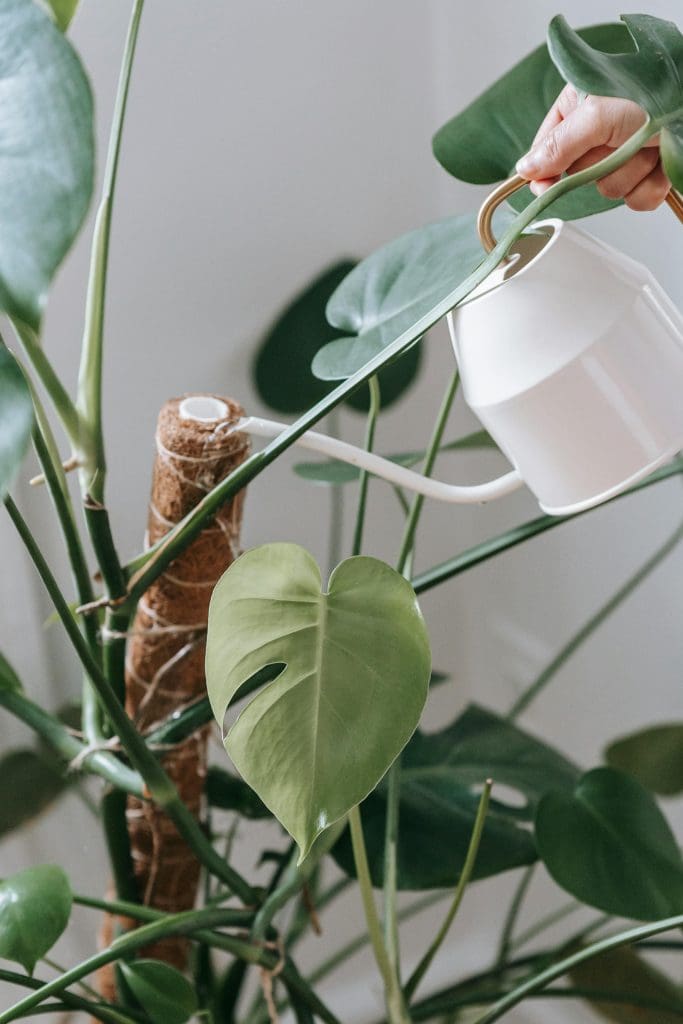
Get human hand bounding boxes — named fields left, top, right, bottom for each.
left=515, top=85, right=670, bottom=211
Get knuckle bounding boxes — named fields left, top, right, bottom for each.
left=542, top=131, right=561, bottom=164
left=597, top=177, right=621, bottom=199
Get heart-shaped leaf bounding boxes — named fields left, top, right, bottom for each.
left=569, top=946, right=683, bottom=1023
left=432, top=24, right=628, bottom=220
left=0, top=865, right=72, bottom=973
left=0, top=348, right=33, bottom=500
left=119, top=959, right=198, bottom=1024
left=252, top=260, right=421, bottom=414
left=0, top=0, right=94, bottom=328
left=312, top=213, right=499, bottom=382
left=605, top=723, right=683, bottom=796
left=0, top=651, right=23, bottom=693
left=293, top=429, right=498, bottom=485
left=548, top=15, right=683, bottom=190
left=206, top=543, right=431, bottom=859
left=536, top=767, right=683, bottom=920
left=0, top=750, right=69, bottom=840
left=332, top=704, right=577, bottom=889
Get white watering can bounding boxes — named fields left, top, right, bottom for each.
left=240, top=177, right=683, bottom=516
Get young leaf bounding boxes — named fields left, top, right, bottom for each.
left=569, top=946, right=683, bottom=1023
left=0, top=348, right=33, bottom=500
left=536, top=767, right=683, bottom=920
left=432, top=24, right=629, bottom=220
left=206, top=543, right=431, bottom=860
left=0, top=864, right=72, bottom=973
left=119, top=959, right=198, bottom=1024
left=548, top=15, right=683, bottom=190
left=0, top=749, right=69, bottom=840
left=0, top=651, right=23, bottom=693
left=605, top=723, right=683, bottom=796
left=0, top=0, right=94, bottom=328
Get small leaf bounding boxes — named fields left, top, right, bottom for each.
left=569, top=946, right=683, bottom=1023
left=536, top=767, right=683, bottom=920
left=293, top=429, right=498, bottom=485
left=0, top=865, right=72, bottom=973
left=605, top=723, right=683, bottom=796
left=205, top=766, right=271, bottom=819
left=44, top=0, right=79, bottom=31
left=0, top=750, right=69, bottom=839
left=0, top=651, right=23, bottom=693
left=432, top=24, right=629, bottom=220
left=548, top=15, right=683, bottom=190
left=206, top=543, right=431, bottom=860
left=119, top=959, right=198, bottom=1024
left=0, top=348, right=33, bottom=500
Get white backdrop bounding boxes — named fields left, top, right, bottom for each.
left=0, top=2, right=681, bottom=1021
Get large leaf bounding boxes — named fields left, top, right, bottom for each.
left=119, top=960, right=198, bottom=1024
left=548, top=15, right=683, bottom=191
left=0, top=348, right=33, bottom=500
left=432, top=24, right=629, bottom=220
left=0, top=750, right=69, bottom=840
left=0, top=651, right=23, bottom=693
left=0, top=0, right=93, bottom=328
left=605, top=723, right=683, bottom=796
left=206, top=543, right=431, bottom=860
left=0, top=864, right=72, bottom=973
left=569, top=946, right=683, bottom=1023
left=312, top=214, right=498, bottom=382
left=252, top=260, right=421, bottom=414
left=536, top=767, right=683, bottom=920
left=332, top=703, right=578, bottom=889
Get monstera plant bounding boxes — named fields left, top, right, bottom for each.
left=1, top=2, right=683, bottom=1023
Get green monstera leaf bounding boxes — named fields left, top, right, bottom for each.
left=548, top=14, right=683, bottom=191
left=0, top=750, right=69, bottom=840
left=0, top=0, right=94, bottom=328
left=433, top=24, right=629, bottom=220
left=206, top=543, right=431, bottom=860
left=570, top=946, right=683, bottom=1023
left=536, top=767, right=683, bottom=920
left=605, top=722, right=683, bottom=796
left=0, top=865, right=72, bottom=973
left=119, top=960, right=198, bottom=1024
left=0, top=348, right=33, bottom=500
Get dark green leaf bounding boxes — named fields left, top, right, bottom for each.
left=548, top=15, right=683, bottom=190
left=293, top=429, right=498, bottom=485
left=536, top=767, right=683, bottom=919
left=45, top=0, right=79, bottom=31
left=0, top=651, right=23, bottom=693
left=206, top=543, right=431, bottom=860
left=333, top=703, right=578, bottom=889
left=252, top=260, right=421, bottom=414
left=119, top=959, right=198, bottom=1024
left=605, top=723, right=683, bottom=796
left=0, top=864, right=72, bottom=973
left=569, top=946, right=683, bottom=1023
left=0, top=0, right=94, bottom=328
left=0, top=348, right=33, bottom=500
left=0, top=750, right=69, bottom=840
left=205, top=766, right=271, bottom=819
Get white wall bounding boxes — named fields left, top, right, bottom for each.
left=1, top=2, right=681, bottom=1021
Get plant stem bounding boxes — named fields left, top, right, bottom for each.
left=11, top=320, right=82, bottom=448
left=351, top=375, right=381, bottom=556
left=4, top=495, right=256, bottom=904
left=508, top=901, right=581, bottom=953
left=507, top=518, right=683, bottom=719
left=493, top=866, right=535, bottom=970
left=0, top=969, right=140, bottom=1024
left=121, top=121, right=657, bottom=608
left=404, top=781, right=491, bottom=1002
left=327, top=406, right=345, bottom=575
left=412, top=457, right=683, bottom=595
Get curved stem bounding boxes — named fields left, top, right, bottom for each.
left=11, top=320, right=82, bottom=448
left=0, top=969, right=139, bottom=1024
left=352, top=375, right=381, bottom=556
left=494, top=866, right=535, bottom=969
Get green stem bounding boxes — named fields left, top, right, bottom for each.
left=507, top=518, right=683, bottom=719
left=412, top=457, right=683, bottom=595
left=327, top=406, right=345, bottom=575
left=121, top=122, right=657, bottom=608
left=0, top=969, right=140, bottom=1024
left=4, top=495, right=256, bottom=905
left=508, top=900, right=580, bottom=954
left=101, top=788, right=139, bottom=903
left=405, top=781, right=491, bottom=1002
left=12, top=320, right=82, bottom=448
left=351, top=375, right=381, bottom=556
left=493, top=866, right=535, bottom=970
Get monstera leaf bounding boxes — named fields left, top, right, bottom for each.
left=548, top=14, right=683, bottom=191
left=569, top=946, right=683, bottom=1023
left=0, top=750, right=69, bottom=840
left=536, top=767, right=683, bottom=920
left=432, top=24, right=629, bottom=220
left=0, top=348, right=33, bottom=500
left=206, top=543, right=431, bottom=860
left=605, top=723, right=683, bottom=796
left=0, top=865, right=72, bottom=973
left=0, top=0, right=94, bottom=328
left=332, top=704, right=578, bottom=889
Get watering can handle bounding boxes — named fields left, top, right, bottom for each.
left=477, top=173, right=683, bottom=252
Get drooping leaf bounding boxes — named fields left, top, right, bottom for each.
left=206, top=543, right=431, bottom=860
left=432, top=24, right=629, bottom=220
left=569, top=946, right=683, bottom=1023
left=536, top=767, right=683, bottom=920
left=0, top=750, right=69, bottom=840
left=119, top=959, right=198, bottom=1024
left=0, top=651, right=23, bottom=693
left=293, top=429, right=498, bottom=485
left=312, top=213, right=502, bottom=382
left=252, top=260, right=421, bottom=414
left=0, top=348, right=33, bottom=500
left=0, top=0, right=94, bottom=328
left=45, top=0, right=79, bottom=31
left=205, top=766, right=271, bottom=820
left=0, top=864, right=72, bottom=973
left=605, top=723, right=683, bottom=796
left=548, top=15, right=683, bottom=191
left=332, top=703, right=578, bottom=889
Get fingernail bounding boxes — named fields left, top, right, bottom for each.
left=516, top=151, right=539, bottom=176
